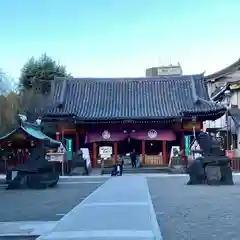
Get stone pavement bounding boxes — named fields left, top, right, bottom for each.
left=0, top=177, right=106, bottom=223
left=148, top=175, right=240, bottom=240
left=37, top=176, right=162, bottom=240
left=0, top=221, right=57, bottom=237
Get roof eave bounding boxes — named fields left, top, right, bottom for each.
left=42, top=110, right=226, bottom=123
left=43, top=115, right=180, bottom=122
left=205, top=58, right=240, bottom=83
left=210, top=84, right=229, bottom=101
left=0, top=128, right=19, bottom=141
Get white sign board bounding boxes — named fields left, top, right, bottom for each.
left=170, top=146, right=180, bottom=160
left=80, top=148, right=91, bottom=168
left=46, top=153, right=64, bottom=162
left=99, top=146, right=112, bottom=159
left=168, top=146, right=180, bottom=167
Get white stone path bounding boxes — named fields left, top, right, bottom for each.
left=0, top=173, right=203, bottom=238
left=37, top=176, right=162, bottom=240
left=2, top=173, right=240, bottom=238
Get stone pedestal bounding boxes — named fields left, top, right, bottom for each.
left=187, top=161, right=234, bottom=186
left=187, top=132, right=234, bottom=186
left=205, top=165, right=233, bottom=185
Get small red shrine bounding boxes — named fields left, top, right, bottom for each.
left=41, top=74, right=226, bottom=168
left=0, top=121, right=61, bottom=171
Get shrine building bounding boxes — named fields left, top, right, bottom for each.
left=42, top=74, right=226, bottom=168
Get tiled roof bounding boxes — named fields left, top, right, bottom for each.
left=44, top=74, right=226, bottom=121
left=210, top=85, right=229, bottom=101
left=0, top=121, right=61, bottom=146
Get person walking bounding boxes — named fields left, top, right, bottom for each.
left=130, top=149, right=137, bottom=168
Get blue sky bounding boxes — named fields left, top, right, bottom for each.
left=0, top=0, right=240, bottom=79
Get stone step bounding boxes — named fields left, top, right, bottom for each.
left=102, top=166, right=171, bottom=175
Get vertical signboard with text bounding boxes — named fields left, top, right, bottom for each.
left=66, top=139, right=73, bottom=161
left=184, top=136, right=191, bottom=156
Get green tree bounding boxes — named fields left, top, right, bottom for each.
left=19, top=53, right=68, bottom=90
left=18, top=53, right=70, bottom=119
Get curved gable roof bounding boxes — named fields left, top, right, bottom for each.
left=205, top=58, right=240, bottom=82
left=44, top=75, right=225, bottom=121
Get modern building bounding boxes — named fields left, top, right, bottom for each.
left=40, top=74, right=225, bottom=168
left=204, top=58, right=240, bottom=151
left=145, top=63, right=183, bottom=77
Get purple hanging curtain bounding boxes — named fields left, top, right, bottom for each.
left=85, top=130, right=128, bottom=143
left=129, top=129, right=176, bottom=141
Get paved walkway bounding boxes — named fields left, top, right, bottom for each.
left=37, top=176, right=162, bottom=240
left=0, top=221, right=58, bottom=236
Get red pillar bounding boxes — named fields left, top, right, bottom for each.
left=162, top=140, right=167, bottom=164
left=141, top=140, right=145, bottom=165
left=56, top=132, right=60, bottom=141
left=180, top=132, right=184, bottom=151
left=180, top=131, right=186, bottom=161
left=114, top=142, right=118, bottom=163
left=76, top=132, right=79, bottom=151
left=92, top=142, right=97, bottom=168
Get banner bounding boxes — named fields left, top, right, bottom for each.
left=184, top=136, right=191, bottom=156
left=80, top=148, right=92, bottom=168
left=66, top=139, right=73, bottom=161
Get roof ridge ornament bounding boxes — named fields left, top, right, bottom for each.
left=57, top=77, right=68, bottom=108
left=190, top=76, right=199, bottom=103
left=190, top=76, right=217, bottom=105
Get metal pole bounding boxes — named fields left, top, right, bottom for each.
left=193, top=125, right=196, bottom=139
left=224, top=90, right=231, bottom=151
left=230, top=114, right=232, bottom=149
left=226, top=109, right=229, bottom=150
left=192, top=116, right=196, bottom=151
left=62, top=159, right=64, bottom=176
left=61, top=131, right=65, bottom=175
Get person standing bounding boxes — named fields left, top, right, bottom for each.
left=130, top=149, right=137, bottom=168
left=100, top=157, right=104, bottom=175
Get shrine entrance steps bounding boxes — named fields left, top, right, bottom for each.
left=37, top=176, right=162, bottom=240
left=102, top=165, right=171, bottom=175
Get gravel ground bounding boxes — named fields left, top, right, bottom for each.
left=0, top=237, right=37, bottom=240
left=148, top=175, right=240, bottom=240
left=0, top=177, right=107, bottom=222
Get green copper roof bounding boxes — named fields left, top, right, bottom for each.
left=0, top=122, right=61, bottom=146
